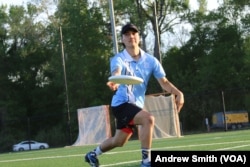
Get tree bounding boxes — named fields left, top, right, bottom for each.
left=0, top=3, right=68, bottom=151
left=49, top=0, right=114, bottom=143
left=163, top=1, right=250, bottom=131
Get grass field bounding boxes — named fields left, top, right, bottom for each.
left=0, top=129, right=250, bottom=167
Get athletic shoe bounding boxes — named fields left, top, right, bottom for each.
left=85, top=151, right=99, bottom=167
left=141, top=161, right=151, bottom=167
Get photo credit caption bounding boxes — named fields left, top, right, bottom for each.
left=151, top=151, right=249, bottom=167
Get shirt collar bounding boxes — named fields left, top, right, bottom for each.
left=123, top=49, right=145, bottom=62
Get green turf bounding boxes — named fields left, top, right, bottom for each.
left=0, top=129, right=249, bottom=167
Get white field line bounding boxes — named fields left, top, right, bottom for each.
left=0, top=140, right=249, bottom=164
left=101, top=160, right=140, bottom=167
left=215, top=144, right=250, bottom=151
left=157, top=140, right=250, bottom=150
left=0, top=154, right=81, bottom=163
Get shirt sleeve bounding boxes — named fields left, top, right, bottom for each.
left=110, top=54, right=123, bottom=75
left=152, top=57, right=166, bottom=79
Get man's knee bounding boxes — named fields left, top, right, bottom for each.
left=134, top=110, right=155, bottom=126
left=148, top=114, right=155, bottom=126
left=142, top=112, right=155, bottom=126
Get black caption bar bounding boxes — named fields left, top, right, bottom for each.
left=151, top=151, right=249, bottom=167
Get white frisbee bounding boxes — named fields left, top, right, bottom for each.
left=108, top=75, right=143, bottom=85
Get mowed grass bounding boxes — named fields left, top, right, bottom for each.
left=0, top=129, right=250, bottom=167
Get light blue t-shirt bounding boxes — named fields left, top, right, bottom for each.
left=110, top=49, right=166, bottom=108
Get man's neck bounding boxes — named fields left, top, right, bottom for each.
left=126, top=47, right=140, bottom=60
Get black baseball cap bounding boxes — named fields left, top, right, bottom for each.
left=121, top=23, right=139, bottom=35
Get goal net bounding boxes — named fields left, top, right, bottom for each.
left=72, top=105, right=111, bottom=146
left=72, top=94, right=181, bottom=146
left=143, top=94, right=181, bottom=138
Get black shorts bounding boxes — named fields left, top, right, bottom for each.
left=111, top=103, right=142, bottom=130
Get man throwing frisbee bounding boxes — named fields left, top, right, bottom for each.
left=85, top=23, right=184, bottom=167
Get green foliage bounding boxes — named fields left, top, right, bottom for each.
left=163, top=3, right=250, bottom=131
left=0, top=4, right=67, bottom=149
left=0, top=129, right=22, bottom=152
left=53, top=0, right=113, bottom=109
left=35, top=124, right=67, bottom=147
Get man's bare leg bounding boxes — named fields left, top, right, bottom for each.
left=133, top=110, right=155, bottom=165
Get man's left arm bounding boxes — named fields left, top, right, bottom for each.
left=157, top=77, right=184, bottom=112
